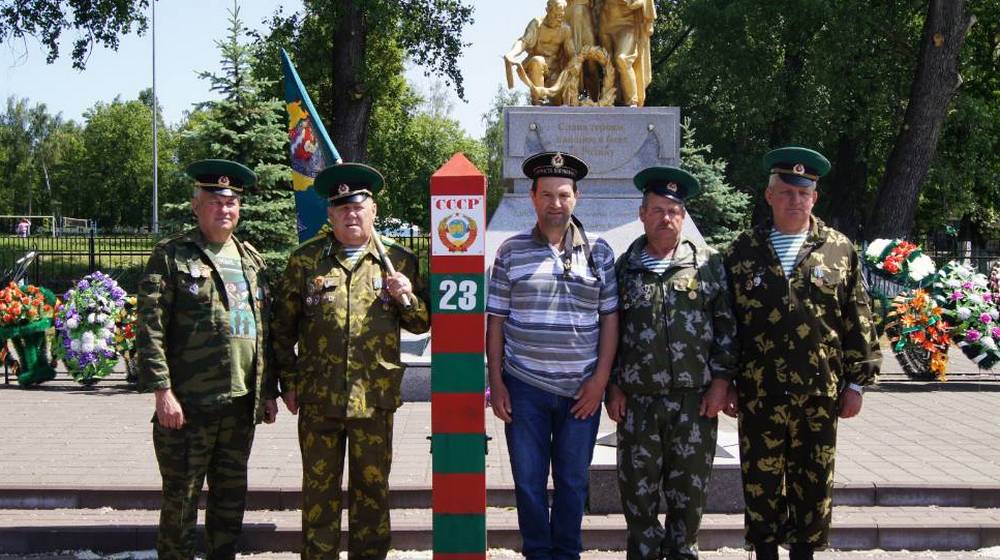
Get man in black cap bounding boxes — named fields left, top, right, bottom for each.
left=724, top=147, right=880, bottom=560
left=271, top=162, right=430, bottom=559
left=138, top=159, right=278, bottom=560
left=486, top=151, right=619, bottom=560
left=609, top=166, right=737, bottom=560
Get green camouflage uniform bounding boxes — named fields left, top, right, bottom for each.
left=724, top=217, right=880, bottom=549
left=271, top=232, right=430, bottom=560
left=614, top=236, right=738, bottom=560
left=137, top=228, right=276, bottom=560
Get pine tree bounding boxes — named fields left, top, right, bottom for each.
left=682, top=119, right=752, bottom=248
left=164, top=1, right=296, bottom=270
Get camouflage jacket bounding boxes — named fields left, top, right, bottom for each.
left=270, top=233, right=430, bottom=418
left=724, top=217, right=881, bottom=399
left=136, top=228, right=277, bottom=423
left=613, top=236, right=738, bottom=394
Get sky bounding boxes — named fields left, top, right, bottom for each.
left=0, top=0, right=539, bottom=139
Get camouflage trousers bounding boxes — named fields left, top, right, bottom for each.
left=738, top=393, right=838, bottom=549
left=617, top=392, right=718, bottom=560
left=153, top=395, right=256, bottom=560
left=299, top=404, right=394, bottom=560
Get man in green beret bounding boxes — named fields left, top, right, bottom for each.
left=270, top=162, right=430, bottom=560
left=607, top=166, right=737, bottom=560
left=137, top=159, right=279, bottom=560
left=724, top=147, right=881, bottom=560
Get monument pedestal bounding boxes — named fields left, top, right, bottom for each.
left=588, top=428, right=746, bottom=514
left=488, top=105, right=700, bottom=266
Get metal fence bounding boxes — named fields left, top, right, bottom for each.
left=0, top=232, right=432, bottom=295
left=0, top=234, right=156, bottom=295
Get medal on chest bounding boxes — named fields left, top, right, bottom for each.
left=812, top=266, right=825, bottom=286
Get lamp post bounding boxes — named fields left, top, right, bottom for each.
left=151, top=0, right=159, bottom=234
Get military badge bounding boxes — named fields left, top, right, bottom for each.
left=189, top=262, right=202, bottom=278
left=793, top=163, right=806, bottom=175
left=812, top=266, right=825, bottom=286
left=552, top=152, right=564, bottom=168
left=667, top=182, right=678, bottom=193
left=311, top=276, right=324, bottom=293
left=338, top=183, right=350, bottom=195
left=688, top=291, right=698, bottom=300
left=188, top=282, right=199, bottom=295
left=218, top=175, right=230, bottom=186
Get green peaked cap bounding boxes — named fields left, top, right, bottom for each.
left=185, top=159, right=257, bottom=195
left=633, top=166, right=701, bottom=203
left=763, top=146, right=831, bottom=188
left=314, top=163, right=385, bottom=206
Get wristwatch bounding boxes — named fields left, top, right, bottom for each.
left=847, top=383, right=864, bottom=394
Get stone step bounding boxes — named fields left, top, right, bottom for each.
left=2, top=506, right=1000, bottom=554
left=4, top=483, right=1000, bottom=514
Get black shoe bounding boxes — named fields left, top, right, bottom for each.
left=753, top=543, right=779, bottom=560
left=789, top=543, right=815, bottom=560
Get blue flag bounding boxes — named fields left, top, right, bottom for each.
left=281, top=49, right=342, bottom=241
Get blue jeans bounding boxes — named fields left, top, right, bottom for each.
left=504, top=373, right=601, bottom=560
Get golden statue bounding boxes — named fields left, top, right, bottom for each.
left=504, top=0, right=576, bottom=105
left=598, top=0, right=656, bottom=107
left=565, top=0, right=600, bottom=101
left=504, top=0, right=656, bottom=107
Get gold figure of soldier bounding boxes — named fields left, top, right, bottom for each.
left=504, top=0, right=576, bottom=105
left=504, top=0, right=656, bottom=106
left=598, top=0, right=655, bottom=107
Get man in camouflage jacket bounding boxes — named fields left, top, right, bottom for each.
left=724, top=147, right=880, bottom=560
left=608, top=167, right=738, bottom=560
left=270, top=163, right=430, bottom=560
left=138, top=159, right=278, bottom=560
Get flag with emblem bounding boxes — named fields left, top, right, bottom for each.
left=282, top=49, right=342, bottom=241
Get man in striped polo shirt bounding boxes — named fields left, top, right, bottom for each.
left=724, top=147, right=880, bottom=560
left=487, top=151, right=619, bottom=560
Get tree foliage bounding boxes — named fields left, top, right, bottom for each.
left=480, top=86, right=528, bottom=221
left=0, top=0, right=148, bottom=68
left=163, top=3, right=296, bottom=269
left=646, top=0, right=995, bottom=243
left=680, top=120, right=751, bottom=248
left=251, top=0, right=474, bottom=162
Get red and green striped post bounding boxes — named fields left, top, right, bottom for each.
left=430, top=153, right=487, bottom=560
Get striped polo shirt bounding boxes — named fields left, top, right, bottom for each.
left=769, top=228, right=808, bottom=276
left=487, top=224, right=618, bottom=397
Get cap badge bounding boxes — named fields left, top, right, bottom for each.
left=552, top=152, right=564, bottom=169
left=218, top=175, right=230, bottom=186
left=338, top=184, right=350, bottom=195
left=793, top=163, right=805, bottom=175
left=666, top=182, right=678, bottom=193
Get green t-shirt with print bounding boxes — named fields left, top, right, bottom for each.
left=205, top=238, right=256, bottom=397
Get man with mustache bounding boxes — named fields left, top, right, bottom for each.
left=724, top=147, right=881, bottom=560
left=608, top=166, right=737, bottom=560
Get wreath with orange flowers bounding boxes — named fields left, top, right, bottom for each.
left=884, top=289, right=950, bottom=381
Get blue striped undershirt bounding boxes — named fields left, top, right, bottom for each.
left=343, top=245, right=365, bottom=267
left=769, top=229, right=808, bottom=276
left=640, top=248, right=673, bottom=275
